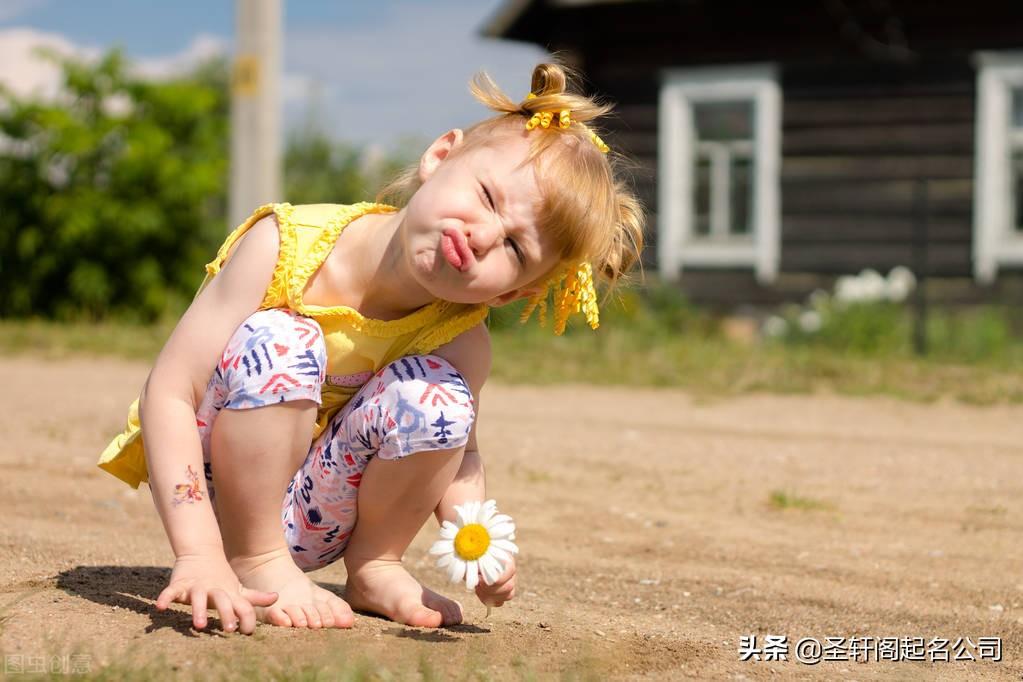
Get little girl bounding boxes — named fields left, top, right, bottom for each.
left=98, top=63, right=644, bottom=634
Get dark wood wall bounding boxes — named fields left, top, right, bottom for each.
left=498, top=0, right=1023, bottom=305
left=780, top=58, right=976, bottom=277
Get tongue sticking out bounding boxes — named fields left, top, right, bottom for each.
left=441, top=234, right=463, bottom=270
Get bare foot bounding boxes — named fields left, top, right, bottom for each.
left=344, top=556, right=462, bottom=628
left=231, top=549, right=355, bottom=629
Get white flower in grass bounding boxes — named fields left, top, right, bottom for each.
left=858, top=268, right=887, bottom=302
left=762, top=315, right=788, bottom=339
left=886, top=266, right=916, bottom=303
left=799, top=310, right=823, bottom=333
left=430, top=499, right=518, bottom=591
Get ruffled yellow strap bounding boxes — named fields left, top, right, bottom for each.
left=203, top=202, right=296, bottom=310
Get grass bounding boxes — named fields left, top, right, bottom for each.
left=3, top=289, right=1023, bottom=404
left=0, top=639, right=602, bottom=681
left=767, top=490, right=836, bottom=512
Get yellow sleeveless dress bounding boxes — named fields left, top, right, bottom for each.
left=97, top=202, right=489, bottom=488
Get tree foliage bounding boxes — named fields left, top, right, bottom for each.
left=0, top=49, right=422, bottom=322
left=0, top=49, right=229, bottom=321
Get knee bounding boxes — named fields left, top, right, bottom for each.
left=367, top=355, right=475, bottom=459
left=219, top=309, right=326, bottom=408
left=228, top=309, right=325, bottom=362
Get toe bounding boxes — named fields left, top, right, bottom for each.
left=328, top=598, right=355, bottom=628
left=265, top=607, right=293, bottom=628
left=302, top=605, right=323, bottom=629
left=446, top=600, right=463, bottom=626
left=404, top=604, right=444, bottom=628
left=283, top=605, right=308, bottom=628
left=314, top=602, right=334, bottom=628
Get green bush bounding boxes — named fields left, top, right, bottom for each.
left=0, top=50, right=229, bottom=321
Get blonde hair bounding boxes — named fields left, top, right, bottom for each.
left=377, top=62, right=644, bottom=292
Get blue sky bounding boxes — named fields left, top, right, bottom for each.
left=0, top=0, right=547, bottom=151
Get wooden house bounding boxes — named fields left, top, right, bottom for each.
left=483, top=0, right=1023, bottom=306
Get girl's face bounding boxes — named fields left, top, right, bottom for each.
left=400, top=129, right=562, bottom=306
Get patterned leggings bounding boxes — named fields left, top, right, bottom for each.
left=195, top=309, right=475, bottom=571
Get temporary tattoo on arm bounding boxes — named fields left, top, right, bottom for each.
left=171, top=464, right=205, bottom=506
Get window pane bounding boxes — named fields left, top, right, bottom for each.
left=694, top=155, right=711, bottom=236
left=1013, top=89, right=1023, bottom=129
left=693, top=101, right=753, bottom=141
left=731, top=154, right=752, bottom=235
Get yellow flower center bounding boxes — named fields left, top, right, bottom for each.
left=453, top=523, right=491, bottom=561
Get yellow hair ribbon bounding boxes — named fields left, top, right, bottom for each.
left=521, top=93, right=610, bottom=153
left=519, top=261, right=599, bottom=335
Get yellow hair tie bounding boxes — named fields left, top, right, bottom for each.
left=522, top=94, right=610, bottom=153
left=519, top=261, right=599, bottom=335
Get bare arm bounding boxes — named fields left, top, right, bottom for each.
left=141, top=218, right=278, bottom=554
left=430, top=322, right=492, bottom=524
left=431, top=323, right=516, bottom=606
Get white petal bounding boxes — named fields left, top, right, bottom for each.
left=464, top=560, right=479, bottom=591
left=429, top=539, right=454, bottom=556
left=486, top=513, right=513, bottom=529
left=492, top=538, right=519, bottom=555
left=436, top=553, right=453, bottom=569
left=479, top=553, right=503, bottom=585
left=447, top=556, right=466, bottom=583
left=488, top=544, right=512, bottom=565
left=479, top=500, right=498, bottom=525
left=439, top=520, right=458, bottom=539
left=487, top=522, right=515, bottom=539
left=455, top=504, right=472, bottom=527
left=468, top=500, right=482, bottom=523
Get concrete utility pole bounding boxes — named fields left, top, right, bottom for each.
left=229, top=0, right=282, bottom=228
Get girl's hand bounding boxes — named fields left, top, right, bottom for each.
left=155, top=550, right=278, bottom=634
left=475, top=556, right=516, bottom=607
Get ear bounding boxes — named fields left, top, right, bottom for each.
left=486, top=285, right=544, bottom=308
left=418, top=129, right=464, bottom=182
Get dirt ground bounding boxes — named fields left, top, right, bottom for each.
left=1, top=355, right=1022, bottom=680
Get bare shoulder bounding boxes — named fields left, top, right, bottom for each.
left=430, top=323, right=492, bottom=394
left=221, top=214, right=279, bottom=266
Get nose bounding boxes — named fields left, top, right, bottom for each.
left=464, top=219, right=501, bottom=256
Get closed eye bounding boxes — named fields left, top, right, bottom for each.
left=480, top=183, right=495, bottom=209
left=506, top=237, right=525, bottom=265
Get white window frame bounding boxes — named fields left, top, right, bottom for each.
left=974, top=51, right=1023, bottom=283
left=658, top=64, right=781, bottom=283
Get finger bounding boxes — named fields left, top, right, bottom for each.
left=239, top=587, right=279, bottom=607
left=283, top=605, right=307, bottom=628
left=209, top=590, right=238, bottom=633
left=232, top=596, right=258, bottom=635
left=190, top=589, right=209, bottom=630
left=301, top=605, right=322, bottom=629
left=156, top=586, right=180, bottom=611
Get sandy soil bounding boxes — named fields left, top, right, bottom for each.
left=1, top=355, right=1022, bottom=680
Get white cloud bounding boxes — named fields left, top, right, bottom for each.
left=133, top=33, right=228, bottom=79
left=0, top=28, right=228, bottom=102
left=0, top=27, right=98, bottom=99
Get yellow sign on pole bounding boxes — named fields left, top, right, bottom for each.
left=232, top=55, right=260, bottom=96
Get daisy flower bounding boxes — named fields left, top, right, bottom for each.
left=430, top=499, right=518, bottom=591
